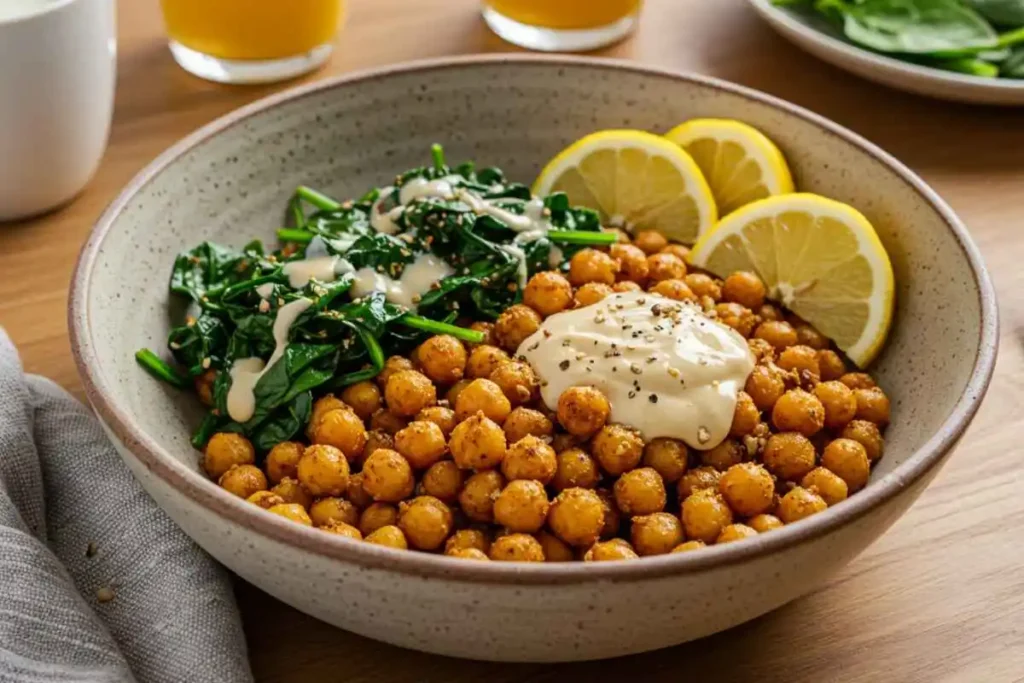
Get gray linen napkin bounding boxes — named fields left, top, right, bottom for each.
left=0, top=329, right=253, bottom=683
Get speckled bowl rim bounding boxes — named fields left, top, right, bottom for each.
left=70, top=54, right=998, bottom=586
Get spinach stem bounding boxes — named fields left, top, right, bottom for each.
left=998, top=27, right=1024, bottom=49
left=296, top=186, right=341, bottom=211
left=277, top=228, right=315, bottom=244
left=400, top=315, right=485, bottom=343
left=135, top=349, right=191, bottom=389
left=548, top=230, right=620, bottom=246
left=288, top=195, right=306, bottom=229
left=431, top=143, right=445, bottom=170
left=939, top=58, right=999, bottom=77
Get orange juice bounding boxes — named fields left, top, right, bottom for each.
left=484, top=0, right=640, bottom=30
left=160, top=0, right=344, bottom=62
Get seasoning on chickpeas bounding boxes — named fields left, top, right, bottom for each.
left=777, top=345, right=821, bottom=381
left=630, top=512, right=684, bottom=556
left=777, top=486, right=827, bottom=523
left=271, top=477, right=313, bottom=509
left=548, top=487, right=605, bottom=547
left=853, top=387, right=891, bottom=425
left=296, top=444, right=351, bottom=497
left=646, top=253, right=687, bottom=282
left=449, top=412, right=507, bottom=470
left=641, top=437, right=689, bottom=484
left=671, top=540, right=706, bottom=553
left=719, top=462, right=775, bottom=517
left=416, top=335, right=468, bottom=385
left=218, top=464, right=267, bottom=499
left=493, top=480, right=550, bottom=533
left=524, top=271, right=573, bottom=317
left=385, top=370, right=437, bottom=417
left=376, top=356, right=415, bottom=389
left=682, top=489, right=734, bottom=544
left=415, top=406, right=457, bottom=438
left=369, top=408, right=408, bottom=435
left=203, top=432, right=255, bottom=480
left=729, top=391, right=760, bottom=438
left=610, top=243, right=650, bottom=284
left=817, top=350, right=847, bottom=381
left=267, top=503, right=312, bottom=526
left=814, top=381, right=857, bottom=430
left=699, top=438, right=746, bottom=471
left=394, top=420, right=447, bottom=470
left=684, top=273, right=721, bottom=300
left=398, top=496, right=453, bottom=550
left=584, top=538, right=639, bottom=561
left=346, top=472, right=374, bottom=509
left=613, top=467, right=667, bottom=516
left=841, top=420, right=884, bottom=462
left=489, top=533, right=545, bottom=562
left=466, top=345, right=511, bottom=381
left=361, top=448, right=415, bottom=502
left=722, top=271, right=766, bottom=310
left=359, top=502, right=399, bottom=536
left=745, top=365, right=786, bottom=411
left=448, top=547, right=489, bottom=560
left=801, top=467, right=849, bottom=506
left=310, top=408, right=367, bottom=462
left=754, top=320, right=798, bottom=350
left=503, top=407, right=553, bottom=443
left=247, top=490, right=285, bottom=510
left=494, top=304, right=543, bottom=352
left=762, top=432, right=817, bottom=481
left=613, top=281, right=643, bottom=293
left=321, top=521, right=363, bottom=539
left=536, top=530, right=575, bottom=562
left=633, top=230, right=668, bottom=255
left=501, top=435, right=557, bottom=483
left=306, top=395, right=348, bottom=439
left=748, top=513, right=784, bottom=533
left=454, top=378, right=512, bottom=424
left=309, top=497, right=360, bottom=528
left=340, top=381, right=382, bottom=421
left=651, top=279, right=697, bottom=302
left=591, top=424, right=644, bottom=475
left=265, top=441, right=304, bottom=484
left=489, top=360, right=539, bottom=407
left=821, top=438, right=871, bottom=492
left=715, top=303, right=758, bottom=338
left=569, top=248, right=619, bottom=286
left=458, top=470, right=505, bottom=523
left=556, top=385, right=610, bottom=438
left=445, top=528, right=491, bottom=555
left=772, top=389, right=825, bottom=436
left=840, top=372, right=875, bottom=390
left=574, top=282, right=615, bottom=307
left=717, top=523, right=758, bottom=544
left=364, top=525, right=408, bottom=549
left=677, top=466, right=722, bottom=500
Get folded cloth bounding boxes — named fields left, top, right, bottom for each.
left=0, top=329, right=253, bottom=683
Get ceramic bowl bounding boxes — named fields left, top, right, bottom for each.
left=70, top=55, right=997, bottom=662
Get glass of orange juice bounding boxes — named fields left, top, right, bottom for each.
left=160, top=0, right=345, bottom=84
left=482, top=0, right=641, bottom=52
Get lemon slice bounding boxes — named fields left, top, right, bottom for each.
left=533, top=130, right=717, bottom=244
left=665, top=119, right=794, bottom=217
left=689, top=193, right=894, bottom=367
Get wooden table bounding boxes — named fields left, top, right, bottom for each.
left=4, top=0, right=1024, bottom=680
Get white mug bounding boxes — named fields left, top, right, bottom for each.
left=0, top=0, right=116, bottom=221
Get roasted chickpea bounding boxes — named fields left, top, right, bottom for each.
left=548, top=488, right=605, bottom=547
left=777, top=486, right=827, bottom=523
left=821, top=438, right=871, bottom=492
left=468, top=321, right=496, bottom=347
left=346, top=472, right=374, bottom=509
left=854, top=387, right=891, bottom=425
left=247, top=491, right=285, bottom=510
left=548, top=448, right=598, bottom=491
left=448, top=547, right=489, bottom=560
left=748, top=513, right=784, bottom=533
left=613, top=281, right=643, bottom=293
left=361, top=448, right=415, bottom=502
left=642, top=438, right=689, bottom=484
left=574, top=282, right=614, bottom=307
left=218, top=464, right=267, bottom=499
left=633, top=230, right=668, bottom=255
left=265, top=441, right=304, bottom=484
left=715, top=302, right=758, bottom=337
left=203, top=432, right=255, bottom=480
left=840, top=372, right=876, bottom=390
left=762, top=432, right=817, bottom=481
left=320, top=521, right=363, bottom=539
left=376, top=355, right=416, bottom=389
left=306, top=394, right=348, bottom=439
left=681, top=489, right=733, bottom=544
left=747, top=338, right=776, bottom=363
left=384, top=370, right=437, bottom=417
left=415, top=406, right=457, bottom=438
left=722, top=271, right=766, bottom=310
left=569, top=248, right=619, bottom=286
left=270, top=477, right=313, bottom=509
left=651, top=279, right=697, bottom=301
left=817, top=350, right=846, bottom=381
left=613, top=468, right=667, bottom=516
left=556, top=386, right=610, bottom=438
left=755, top=320, right=798, bottom=350
left=671, top=540, right=706, bottom=553
left=466, top=345, right=510, bottom=381
left=524, top=271, right=574, bottom=317
left=365, top=525, right=408, bottom=549
left=717, top=523, right=758, bottom=544
left=454, top=378, right=512, bottom=424
left=420, top=460, right=463, bottom=503
left=841, top=420, right=884, bottom=463
left=772, top=389, right=825, bottom=436
left=610, top=243, right=650, bottom=284
left=489, top=533, right=545, bottom=562
left=458, top=470, right=505, bottom=523
left=646, top=253, right=687, bottom=282
left=267, top=503, right=312, bottom=526
left=397, top=496, right=453, bottom=551
left=584, top=538, right=640, bottom=561
left=359, top=502, right=398, bottom=536
left=593, top=488, right=620, bottom=539
left=390, top=420, right=446, bottom=471
left=794, top=324, right=829, bottom=350
left=503, top=407, right=553, bottom=443
left=729, top=392, right=761, bottom=438
left=496, top=436, right=554, bottom=483
left=685, top=273, right=722, bottom=300
left=360, top=426, right=392, bottom=460
left=719, top=462, right=774, bottom=517
left=590, top=424, right=644, bottom=476
left=630, top=512, right=684, bottom=556
left=489, top=361, right=539, bottom=407
left=656, top=244, right=688, bottom=261
left=700, top=438, right=746, bottom=471
left=495, top=304, right=542, bottom=352
left=445, top=528, right=491, bottom=555
left=340, top=381, right=382, bottom=420
left=369, top=408, right=408, bottom=435
left=534, top=530, right=573, bottom=562
left=311, top=408, right=368, bottom=462
left=415, top=334, right=468, bottom=385
left=745, top=364, right=786, bottom=411
left=449, top=413, right=507, bottom=470
left=309, top=497, right=360, bottom=528
left=801, top=467, right=849, bottom=506
left=493, top=480, right=550, bottom=533
left=194, top=369, right=216, bottom=406
left=814, top=381, right=857, bottom=429
left=296, top=444, right=351, bottom=498
left=677, top=466, right=722, bottom=500
left=777, top=345, right=821, bottom=381
left=758, top=303, right=784, bottom=323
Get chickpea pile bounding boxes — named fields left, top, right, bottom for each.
left=202, top=230, right=890, bottom=561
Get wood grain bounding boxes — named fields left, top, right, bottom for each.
left=3, top=0, right=1023, bottom=680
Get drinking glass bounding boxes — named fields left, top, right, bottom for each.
left=160, top=0, right=345, bottom=84
left=482, top=0, right=642, bottom=52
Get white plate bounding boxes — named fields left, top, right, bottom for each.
left=748, top=0, right=1024, bottom=106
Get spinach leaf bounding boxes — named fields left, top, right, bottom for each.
left=167, top=313, right=230, bottom=375
left=967, top=0, right=1024, bottom=27
left=249, top=393, right=313, bottom=453
left=1000, top=44, right=1024, bottom=73
left=829, top=0, right=998, bottom=56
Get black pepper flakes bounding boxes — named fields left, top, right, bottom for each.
left=559, top=360, right=570, bottom=371
left=649, top=394, right=659, bottom=404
